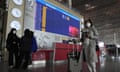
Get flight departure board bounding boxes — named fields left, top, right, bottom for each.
left=35, top=0, right=80, bottom=37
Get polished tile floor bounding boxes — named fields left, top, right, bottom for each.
left=0, top=55, right=120, bottom=72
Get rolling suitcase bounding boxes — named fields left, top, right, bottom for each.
left=68, top=40, right=82, bottom=72
left=68, top=51, right=81, bottom=72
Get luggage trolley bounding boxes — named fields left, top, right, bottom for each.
left=67, top=39, right=82, bottom=72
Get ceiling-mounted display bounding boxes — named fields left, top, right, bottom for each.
left=10, top=20, right=21, bottom=30
left=11, top=8, right=22, bottom=18
left=35, top=1, right=80, bottom=37
left=13, top=0, right=23, bottom=5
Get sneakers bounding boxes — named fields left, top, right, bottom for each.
left=9, top=65, right=13, bottom=68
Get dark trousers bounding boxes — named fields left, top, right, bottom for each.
left=8, top=50, right=18, bottom=66
left=16, top=51, right=30, bottom=69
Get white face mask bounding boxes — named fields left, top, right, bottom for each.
left=86, top=22, right=91, bottom=27
left=13, top=31, right=16, bottom=34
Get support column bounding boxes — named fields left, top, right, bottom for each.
left=68, top=0, right=72, bottom=9
left=6, top=0, right=26, bottom=38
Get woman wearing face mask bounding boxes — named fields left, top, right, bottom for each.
left=6, top=28, right=20, bottom=68
left=81, top=19, right=99, bottom=72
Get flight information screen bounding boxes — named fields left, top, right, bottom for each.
left=35, top=0, right=80, bottom=37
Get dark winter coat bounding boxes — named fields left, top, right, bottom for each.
left=20, top=30, right=33, bottom=52
left=6, top=32, right=20, bottom=51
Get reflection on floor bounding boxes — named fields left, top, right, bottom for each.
left=1, top=55, right=120, bottom=72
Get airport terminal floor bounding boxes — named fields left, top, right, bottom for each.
left=0, top=55, right=120, bottom=72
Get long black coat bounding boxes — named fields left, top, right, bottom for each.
left=6, top=33, right=20, bottom=51
left=20, top=36, right=32, bottom=52
left=20, top=30, right=33, bottom=52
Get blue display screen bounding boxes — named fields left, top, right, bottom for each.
left=35, top=0, right=80, bottom=37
